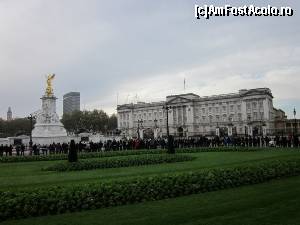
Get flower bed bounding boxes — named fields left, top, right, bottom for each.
left=1, top=159, right=300, bottom=221
left=0, top=147, right=296, bottom=163
left=0, top=150, right=161, bottom=163
left=43, top=154, right=196, bottom=172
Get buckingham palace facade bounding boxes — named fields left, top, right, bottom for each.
left=117, top=88, right=276, bottom=139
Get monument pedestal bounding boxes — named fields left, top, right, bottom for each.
left=32, top=95, right=67, bottom=145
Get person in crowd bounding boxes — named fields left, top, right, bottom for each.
left=0, top=134, right=299, bottom=158
left=0, top=144, right=3, bottom=157
left=21, top=144, right=25, bottom=156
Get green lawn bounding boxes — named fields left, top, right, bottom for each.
left=1, top=150, right=299, bottom=191
left=2, top=174, right=300, bottom=225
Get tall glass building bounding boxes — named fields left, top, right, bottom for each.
left=63, top=92, right=80, bottom=115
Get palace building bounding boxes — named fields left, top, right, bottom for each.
left=117, top=88, right=276, bottom=139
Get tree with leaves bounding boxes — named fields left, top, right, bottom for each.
left=61, top=110, right=117, bottom=134
left=0, top=118, right=33, bottom=138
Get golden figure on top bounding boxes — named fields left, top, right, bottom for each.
left=46, top=74, right=55, bottom=96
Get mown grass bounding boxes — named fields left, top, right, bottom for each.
left=2, top=175, right=300, bottom=225
left=0, top=150, right=299, bottom=191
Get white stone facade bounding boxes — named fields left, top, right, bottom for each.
left=117, top=88, right=275, bottom=138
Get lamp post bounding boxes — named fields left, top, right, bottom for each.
left=154, top=118, right=158, bottom=139
left=228, top=117, right=233, bottom=136
left=154, top=118, right=158, bottom=128
left=163, top=104, right=175, bottom=154
left=104, top=124, right=108, bottom=136
left=137, top=119, right=143, bottom=139
left=247, top=115, right=252, bottom=137
left=216, top=122, right=220, bottom=137
left=27, top=114, right=35, bottom=149
left=294, top=108, right=297, bottom=136
left=163, top=105, right=170, bottom=138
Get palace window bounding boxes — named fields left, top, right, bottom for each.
left=238, top=113, right=242, bottom=121
left=246, top=103, right=251, bottom=111
left=260, top=112, right=264, bottom=120
left=253, top=112, right=258, bottom=120
left=247, top=114, right=251, bottom=120
left=223, top=114, right=227, bottom=121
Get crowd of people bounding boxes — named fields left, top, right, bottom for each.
left=0, top=135, right=299, bottom=157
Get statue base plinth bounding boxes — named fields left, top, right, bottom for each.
left=32, top=94, right=68, bottom=145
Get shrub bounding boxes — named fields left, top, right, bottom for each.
left=1, top=147, right=298, bottom=163
left=1, top=159, right=300, bottom=221
left=0, top=150, right=161, bottom=163
left=44, top=154, right=196, bottom=172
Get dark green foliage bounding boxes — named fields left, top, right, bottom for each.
left=0, top=150, right=162, bottom=163
left=0, top=154, right=70, bottom=163
left=44, top=154, right=195, bottom=172
left=1, top=159, right=300, bottom=221
left=1, top=147, right=299, bottom=163
left=61, top=110, right=117, bottom=133
left=0, top=118, right=33, bottom=138
left=68, top=140, right=77, bottom=163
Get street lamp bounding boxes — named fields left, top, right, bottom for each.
left=137, top=119, right=143, bottom=139
left=154, top=118, right=158, bottom=139
left=260, top=121, right=266, bottom=136
left=163, top=104, right=175, bottom=154
left=216, top=122, right=220, bottom=137
left=154, top=118, right=158, bottom=128
left=247, top=115, right=252, bottom=137
left=27, top=114, right=35, bottom=149
left=228, top=117, right=233, bottom=136
left=293, top=108, right=297, bottom=136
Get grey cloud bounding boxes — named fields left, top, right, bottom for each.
left=0, top=0, right=299, bottom=119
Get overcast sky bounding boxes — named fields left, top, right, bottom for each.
left=0, top=0, right=299, bottom=119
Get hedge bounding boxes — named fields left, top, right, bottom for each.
left=0, top=150, right=162, bottom=163
left=44, top=154, right=196, bottom=172
left=1, top=159, right=300, bottom=221
left=1, top=147, right=296, bottom=163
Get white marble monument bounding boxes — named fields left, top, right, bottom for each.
left=32, top=74, right=68, bottom=145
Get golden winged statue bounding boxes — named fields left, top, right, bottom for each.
left=46, top=74, right=55, bottom=96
